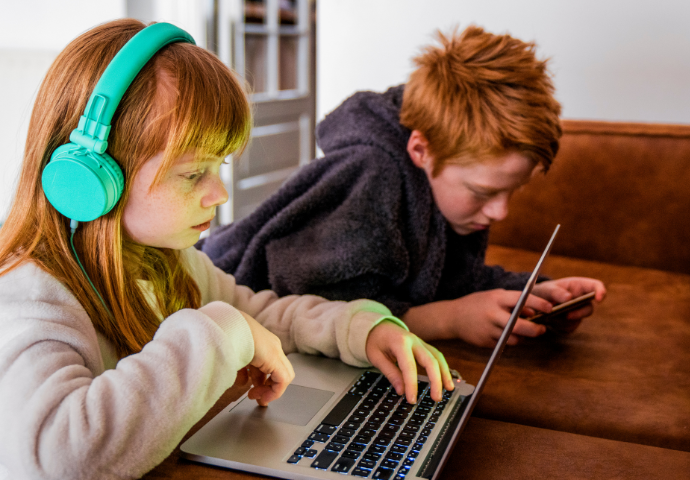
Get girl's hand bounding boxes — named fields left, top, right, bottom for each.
left=240, top=312, right=295, bottom=406
left=365, top=320, right=455, bottom=404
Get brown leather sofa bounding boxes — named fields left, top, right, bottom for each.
left=146, top=120, right=690, bottom=479
left=434, top=120, right=690, bottom=478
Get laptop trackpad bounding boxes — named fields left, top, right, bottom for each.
left=242, top=384, right=334, bottom=426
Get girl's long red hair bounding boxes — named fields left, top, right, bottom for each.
left=0, top=19, right=251, bottom=358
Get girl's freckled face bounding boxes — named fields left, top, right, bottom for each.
left=122, top=151, right=229, bottom=250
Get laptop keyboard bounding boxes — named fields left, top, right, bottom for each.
left=286, top=371, right=452, bottom=479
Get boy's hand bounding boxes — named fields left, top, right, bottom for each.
left=402, top=289, right=553, bottom=347
left=365, top=320, right=455, bottom=404
left=530, top=277, right=607, bottom=332
left=240, top=312, right=295, bottom=406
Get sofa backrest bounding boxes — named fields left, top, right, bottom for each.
left=489, top=120, right=690, bottom=274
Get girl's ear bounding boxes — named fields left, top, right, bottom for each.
left=407, top=130, right=434, bottom=173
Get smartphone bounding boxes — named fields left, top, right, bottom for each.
left=529, top=291, right=596, bottom=325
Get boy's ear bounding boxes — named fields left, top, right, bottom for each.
left=407, top=130, right=433, bottom=171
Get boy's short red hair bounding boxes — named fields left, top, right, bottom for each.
left=400, top=25, right=562, bottom=175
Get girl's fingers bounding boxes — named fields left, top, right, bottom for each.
left=370, top=349, right=405, bottom=398
left=394, top=342, right=419, bottom=404
left=413, top=344, right=443, bottom=401
left=427, top=344, right=455, bottom=392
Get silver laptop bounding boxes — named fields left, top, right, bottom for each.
left=181, top=225, right=560, bottom=480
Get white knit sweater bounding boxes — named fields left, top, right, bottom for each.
left=0, top=247, right=397, bottom=480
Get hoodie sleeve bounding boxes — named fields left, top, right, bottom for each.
left=0, top=263, right=254, bottom=480
left=184, top=247, right=408, bottom=368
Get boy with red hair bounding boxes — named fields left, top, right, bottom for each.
left=201, top=25, right=606, bottom=347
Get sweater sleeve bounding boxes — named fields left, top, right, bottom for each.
left=183, top=247, right=406, bottom=367
left=0, top=263, right=253, bottom=480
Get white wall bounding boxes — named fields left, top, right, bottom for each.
left=0, top=0, right=208, bottom=222
left=317, top=0, right=690, bottom=125
left=0, top=0, right=126, bottom=222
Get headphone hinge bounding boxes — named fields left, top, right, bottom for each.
left=70, top=94, right=111, bottom=154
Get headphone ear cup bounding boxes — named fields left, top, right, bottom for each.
left=42, top=143, right=124, bottom=222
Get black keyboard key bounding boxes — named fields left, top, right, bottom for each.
left=359, top=429, right=377, bottom=438
left=377, top=377, right=392, bottom=389
left=402, top=458, right=415, bottom=467
left=326, top=441, right=345, bottom=452
left=344, top=421, right=361, bottom=430
left=316, top=424, right=338, bottom=435
left=368, top=444, right=387, bottom=454
left=407, top=418, right=424, bottom=427
left=415, top=406, right=431, bottom=415
left=349, top=442, right=366, bottom=452
left=373, top=467, right=395, bottom=479
left=349, top=414, right=366, bottom=424
left=359, top=459, right=378, bottom=469
left=411, top=442, right=424, bottom=452
left=364, top=452, right=382, bottom=461
left=305, top=449, right=317, bottom=458
left=287, top=455, right=301, bottom=464
left=374, top=436, right=392, bottom=446
left=353, top=435, right=373, bottom=445
left=407, top=450, right=418, bottom=459
left=333, top=434, right=351, bottom=443
left=390, top=444, right=408, bottom=454
left=369, top=414, right=388, bottom=424
left=420, top=427, right=433, bottom=436
left=322, top=394, right=362, bottom=426
left=308, top=432, right=330, bottom=443
left=385, top=452, right=403, bottom=461
left=353, top=467, right=372, bottom=477
left=301, top=439, right=314, bottom=448
left=382, top=424, right=401, bottom=434
left=381, top=460, right=399, bottom=469
left=343, top=449, right=362, bottom=459
left=403, top=424, right=420, bottom=433
left=332, top=457, right=356, bottom=473
left=294, top=447, right=307, bottom=456
left=394, top=437, right=412, bottom=446
left=311, top=450, right=339, bottom=470
left=362, top=371, right=382, bottom=384
left=398, top=431, right=416, bottom=440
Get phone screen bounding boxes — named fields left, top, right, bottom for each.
left=529, top=291, right=596, bottom=325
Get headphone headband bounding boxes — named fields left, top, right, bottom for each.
left=42, top=22, right=195, bottom=222
left=71, top=23, right=196, bottom=154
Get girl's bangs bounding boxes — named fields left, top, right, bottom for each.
left=161, top=46, right=252, bottom=169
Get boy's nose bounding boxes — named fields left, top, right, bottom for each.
left=483, top=195, right=509, bottom=222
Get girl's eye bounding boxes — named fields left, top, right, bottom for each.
left=182, top=172, right=202, bottom=181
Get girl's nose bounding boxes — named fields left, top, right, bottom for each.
left=202, top=175, right=229, bottom=208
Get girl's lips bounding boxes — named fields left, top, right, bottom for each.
left=192, top=221, right=212, bottom=231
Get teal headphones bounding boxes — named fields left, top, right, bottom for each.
left=42, top=22, right=195, bottom=222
